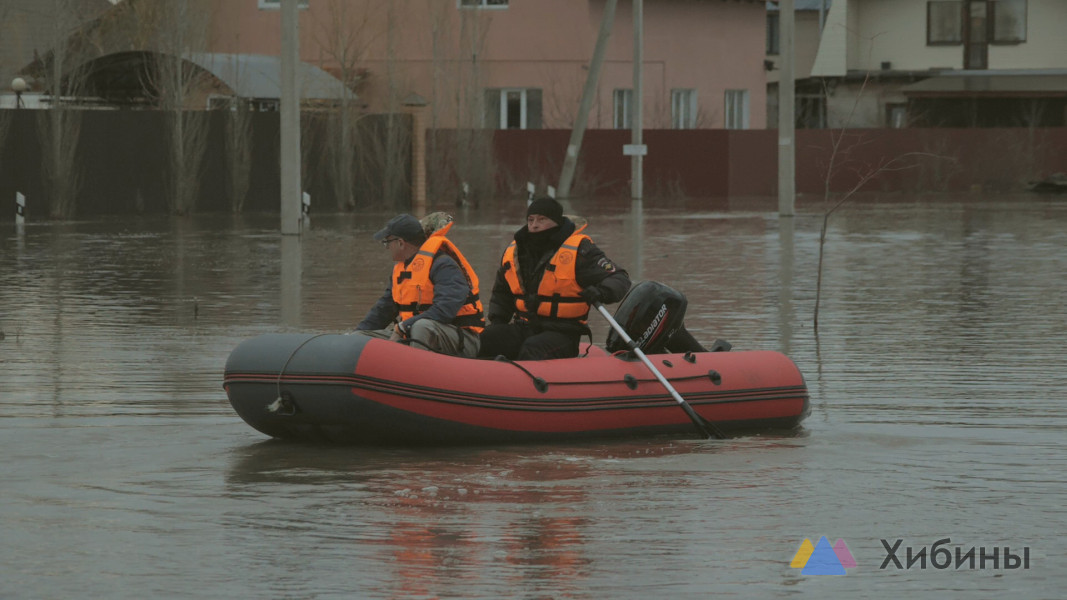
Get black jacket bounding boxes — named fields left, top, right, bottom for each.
left=487, top=218, right=631, bottom=334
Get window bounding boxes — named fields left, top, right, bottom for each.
left=927, top=1, right=963, bottom=45
left=767, top=12, right=780, bottom=55
left=459, top=0, right=508, bottom=8
left=484, top=88, right=541, bottom=129
left=928, top=1, right=1027, bottom=46
left=797, top=93, right=827, bottom=129
left=991, top=0, right=1026, bottom=43
left=724, top=90, right=749, bottom=130
left=258, top=0, right=310, bottom=9
left=886, top=103, right=908, bottom=128
left=671, top=89, right=697, bottom=129
left=613, top=89, right=633, bottom=129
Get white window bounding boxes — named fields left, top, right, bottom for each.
left=724, top=89, right=749, bottom=130
left=258, top=0, right=310, bottom=10
left=671, top=89, right=697, bottom=129
left=485, top=88, right=542, bottom=129
left=459, top=0, right=509, bottom=8
left=613, top=89, right=633, bottom=129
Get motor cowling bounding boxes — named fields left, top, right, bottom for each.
left=606, top=281, right=709, bottom=354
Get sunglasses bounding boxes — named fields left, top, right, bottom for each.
left=380, top=237, right=402, bottom=247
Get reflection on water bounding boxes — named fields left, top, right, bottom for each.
left=280, top=235, right=302, bottom=327
left=2, top=195, right=1066, bottom=598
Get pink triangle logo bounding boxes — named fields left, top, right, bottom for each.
left=833, top=538, right=857, bottom=567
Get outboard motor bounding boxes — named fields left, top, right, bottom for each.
left=606, top=281, right=729, bottom=354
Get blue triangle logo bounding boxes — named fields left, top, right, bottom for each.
left=801, top=536, right=847, bottom=575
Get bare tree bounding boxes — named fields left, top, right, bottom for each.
left=132, top=0, right=215, bottom=215
left=311, top=0, right=383, bottom=210
left=437, top=7, right=495, bottom=206
left=34, top=0, right=99, bottom=219
left=223, top=89, right=253, bottom=213
left=812, top=72, right=943, bottom=331
left=380, top=1, right=413, bottom=210
left=0, top=1, right=11, bottom=150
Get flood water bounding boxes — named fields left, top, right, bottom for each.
left=2, top=194, right=1065, bottom=598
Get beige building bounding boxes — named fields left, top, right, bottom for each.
left=772, top=0, right=1067, bottom=127
left=766, top=0, right=831, bottom=127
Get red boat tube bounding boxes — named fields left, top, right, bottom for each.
left=223, top=333, right=809, bottom=445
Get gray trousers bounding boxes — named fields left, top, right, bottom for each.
left=356, top=319, right=480, bottom=358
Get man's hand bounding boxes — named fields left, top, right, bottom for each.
left=579, top=286, right=603, bottom=304
left=395, top=319, right=412, bottom=338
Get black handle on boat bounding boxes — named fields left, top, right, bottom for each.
left=593, top=303, right=725, bottom=440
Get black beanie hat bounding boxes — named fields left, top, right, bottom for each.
left=526, top=197, right=564, bottom=226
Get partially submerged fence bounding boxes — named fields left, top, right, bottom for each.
left=3, top=108, right=1064, bottom=220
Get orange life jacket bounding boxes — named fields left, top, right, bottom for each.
left=502, top=233, right=591, bottom=324
left=392, top=229, right=484, bottom=332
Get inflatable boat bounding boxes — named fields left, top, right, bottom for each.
left=223, top=282, right=809, bottom=445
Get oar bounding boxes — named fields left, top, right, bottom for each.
left=593, top=302, right=726, bottom=440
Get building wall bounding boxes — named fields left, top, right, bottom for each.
left=840, top=0, right=1067, bottom=72
left=767, top=9, right=824, bottom=83
left=852, top=0, right=959, bottom=70
left=209, top=0, right=767, bottom=129
left=990, top=0, right=1067, bottom=69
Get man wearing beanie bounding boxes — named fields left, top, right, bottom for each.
left=478, top=197, right=631, bottom=360
left=355, top=213, right=484, bottom=357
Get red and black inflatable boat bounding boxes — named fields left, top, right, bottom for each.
left=223, top=282, right=809, bottom=445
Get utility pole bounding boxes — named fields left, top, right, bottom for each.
left=280, top=0, right=302, bottom=234
left=630, top=0, right=644, bottom=200
left=778, top=0, right=796, bottom=217
left=557, top=0, right=618, bottom=200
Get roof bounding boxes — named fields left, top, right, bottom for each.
left=902, top=71, right=1067, bottom=98
left=187, top=53, right=351, bottom=100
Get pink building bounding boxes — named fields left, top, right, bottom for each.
left=210, top=0, right=768, bottom=130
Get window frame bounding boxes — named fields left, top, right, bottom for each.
left=767, top=12, right=780, bottom=55
left=484, top=87, right=541, bottom=129
left=458, top=0, right=509, bottom=9
left=613, top=89, right=633, bottom=130
left=990, top=0, right=1027, bottom=44
left=927, top=1, right=963, bottom=46
left=724, top=89, right=750, bottom=130
left=500, top=88, right=527, bottom=130
left=257, top=0, right=310, bottom=10
left=886, top=103, right=908, bottom=128
left=671, top=89, right=698, bottom=130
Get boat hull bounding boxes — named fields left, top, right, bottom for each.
left=223, top=333, right=809, bottom=445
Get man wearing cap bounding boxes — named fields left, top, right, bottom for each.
left=478, top=197, right=631, bottom=360
left=355, top=213, right=484, bottom=357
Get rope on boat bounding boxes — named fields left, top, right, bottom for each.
left=492, top=355, right=549, bottom=393
left=267, top=333, right=329, bottom=415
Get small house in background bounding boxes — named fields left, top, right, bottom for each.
left=770, top=0, right=1067, bottom=128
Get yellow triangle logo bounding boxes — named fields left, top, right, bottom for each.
left=790, top=538, right=815, bottom=568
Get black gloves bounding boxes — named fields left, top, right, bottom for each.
left=579, top=286, right=603, bottom=304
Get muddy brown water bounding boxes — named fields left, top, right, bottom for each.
left=2, top=194, right=1064, bottom=598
